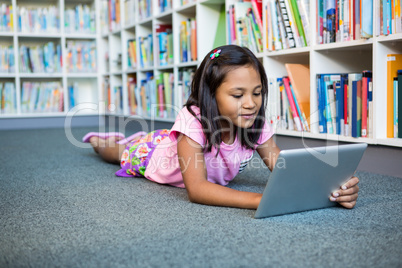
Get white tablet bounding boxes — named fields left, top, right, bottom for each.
left=254, top=143, right=367, bottom=218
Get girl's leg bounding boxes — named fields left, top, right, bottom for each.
left=89, top=136, right=127, bottom=164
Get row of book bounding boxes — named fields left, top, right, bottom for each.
left=18, top=6, right=59, bottom=33
left=0, top=82, right=16, bottom=114
left=103, top=77, right=123, bottom=114
left=138, top=0, right=152, bottom=21
left=127, top=72, right=176, bottom=118
left=101, top=0, right=121, bottom=34
left=228, top=0, right=264, bottom=53
left=124, top=0, right=136, bottom=26
left=0, top=45, right=15, bottom=73
left=267, top=64, right=310, bottom=132
left=66, top=41, right=97, bottom=73
left=316, top=71, right=373, bottom=138
left=127, top=39, right=137, bottom=69
left=266, top=0, right=310, bottom=51
left=159, top=0, right=172, bottom=14
left=179, top=18, right=197, bottom=62
left=21, top=82, right=64, bottom=113
left=392, top=70, right=402, bottom=138
left=139, top=34, right=154, bottom=68
left=176, top=68, right=195, bottom=109
left=317, top=0, right=373, bottom=44
left=65, top=4, right=96, bottom=34
left=156, top=24, right=173, bottom=66
left=387, top=54, right=402, bottom=138
left=377, top=0, right=402, bottom=36
left=19, top=42, right=62, bottom=73
left=0, top=3, right=13, bottom=32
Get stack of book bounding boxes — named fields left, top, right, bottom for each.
left=18, top=6, right=59, bottom=33
left=268, top=64, right=310, bottom=132
left=179, top=18, right=197, bottom=62
left=127, top=39, right=137, bottom=69
left=19, top=42, right=62, bottom=73
left=66, top=41, right=97, bottom=73
left=316, top=71, right=373, bottom=138
left=227, top=0, right=263, bottom=53
left=138, top=0, right=152, bottom=21
left=317, top=0, right=373, bottom=44
left=0, top=82, right=16, bottom=114
left=139, top=34, right=153, bottom=68
left=266, top=0, right=309, bottom=51
left=64, top=4, right=96, bottom=34
left=0, top=3, right=13, bottom=32
left=387, top=54, right=402, bottom=138
left=377, top=0, right=402, bottom=36
left=156, top=24, right=173, bottom=66
left=0, top=45, right=15, bottom=73
left=20, top=81, right=63, bottom=113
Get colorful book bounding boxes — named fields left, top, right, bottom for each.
left=387, top=54, right=402, bottom=138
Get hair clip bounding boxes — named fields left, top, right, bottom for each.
left=210, top=49, right=221, bottom=60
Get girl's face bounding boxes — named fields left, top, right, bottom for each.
left=215, top=65, right=262, bottom=130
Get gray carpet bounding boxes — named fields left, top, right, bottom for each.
left=0, top=127, right=401, bottom=268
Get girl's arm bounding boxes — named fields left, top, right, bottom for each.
left=177, top=134, right=262, bottom=209
left=256, top=136, right=281, bottom=171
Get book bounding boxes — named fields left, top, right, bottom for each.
left=283, top=77, right=303, bottom=131
left=398, top=70, right=402, bottom=138
left=285, top=64, right=310, bottom=130
left=387, top=54, right=402, bottom=138
left=361, top=70, right=372, bottom=137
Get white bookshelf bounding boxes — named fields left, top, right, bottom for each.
left=0, top=0, right=103, bottom=118
left=1, top=0, right=402, bottom=148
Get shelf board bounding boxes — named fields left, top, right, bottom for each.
left=376, top=33, right=402, bottom=43
left=0, top=32, right=14, bottom=37
left=65, top=33, right=97, bottom=39
left=138, top=67, right=154, bottom=72
left=266, top=47, right=310, bottom=57
left=106, top=113, right=176, bottom=123
left=376, top=138, right=402, bottom=147
left=125, top=68, right=138, bottom=74
left=0, top=73, right=16, bottom=78
left=313, top=39, right=373, bottom=52
left=156, top=9, right=173, bottom=20
left=67, top=73, right=98, bottom=78
left=157, top=64, right=175, bottom=70
left=18, top=32, right=61, bottom=38
left=19, top=73, right=63, bottom=78
left=177, top=61, right=198, bottom=68
left=275, top=129, right=377, bottom=144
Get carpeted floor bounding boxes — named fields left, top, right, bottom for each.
left=0, top=127, right=401, bottom=267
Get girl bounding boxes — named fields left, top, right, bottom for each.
left=84, top=45, right=359, bottom=210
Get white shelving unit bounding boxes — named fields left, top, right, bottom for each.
left=1, top=0, right=402, bottom=148
left=0, top=0, right=103, bottom=119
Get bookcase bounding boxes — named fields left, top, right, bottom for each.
left=0, top=0, right=103, bottom=119
left=1, top=0, right=402, bottom=149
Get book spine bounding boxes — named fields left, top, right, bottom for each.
left=398, top=70, right=402, bottom=137
left=283, top=77, right=302, bottom=131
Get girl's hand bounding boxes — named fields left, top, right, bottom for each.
left=329, top=176, right=359, bottom=209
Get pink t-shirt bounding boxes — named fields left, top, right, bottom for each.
left=144, top=106, right=274, bottom=188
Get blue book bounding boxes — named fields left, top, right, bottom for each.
left=361, top=0, right=373, bottom=38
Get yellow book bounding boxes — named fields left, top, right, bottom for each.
left=387, top=54, right=402, bottom=138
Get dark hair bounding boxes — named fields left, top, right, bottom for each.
left=185, top=45, right=268, bottom=154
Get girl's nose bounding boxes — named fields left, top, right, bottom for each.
left=243, top=95, right=256, bottom=109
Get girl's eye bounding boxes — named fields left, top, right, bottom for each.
left=233, top=95, right=242, bottom=99
left=254, top=92, right=261, bottom=96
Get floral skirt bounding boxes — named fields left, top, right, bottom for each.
left=115, top=129, right=170, bottom=177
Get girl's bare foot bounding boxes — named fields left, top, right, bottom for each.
left=89, top=136, right=123, bottom=154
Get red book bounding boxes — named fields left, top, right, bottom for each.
left=251, top=0, right=263, bottom=31
left=283, top=77, right=302, bottom=131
